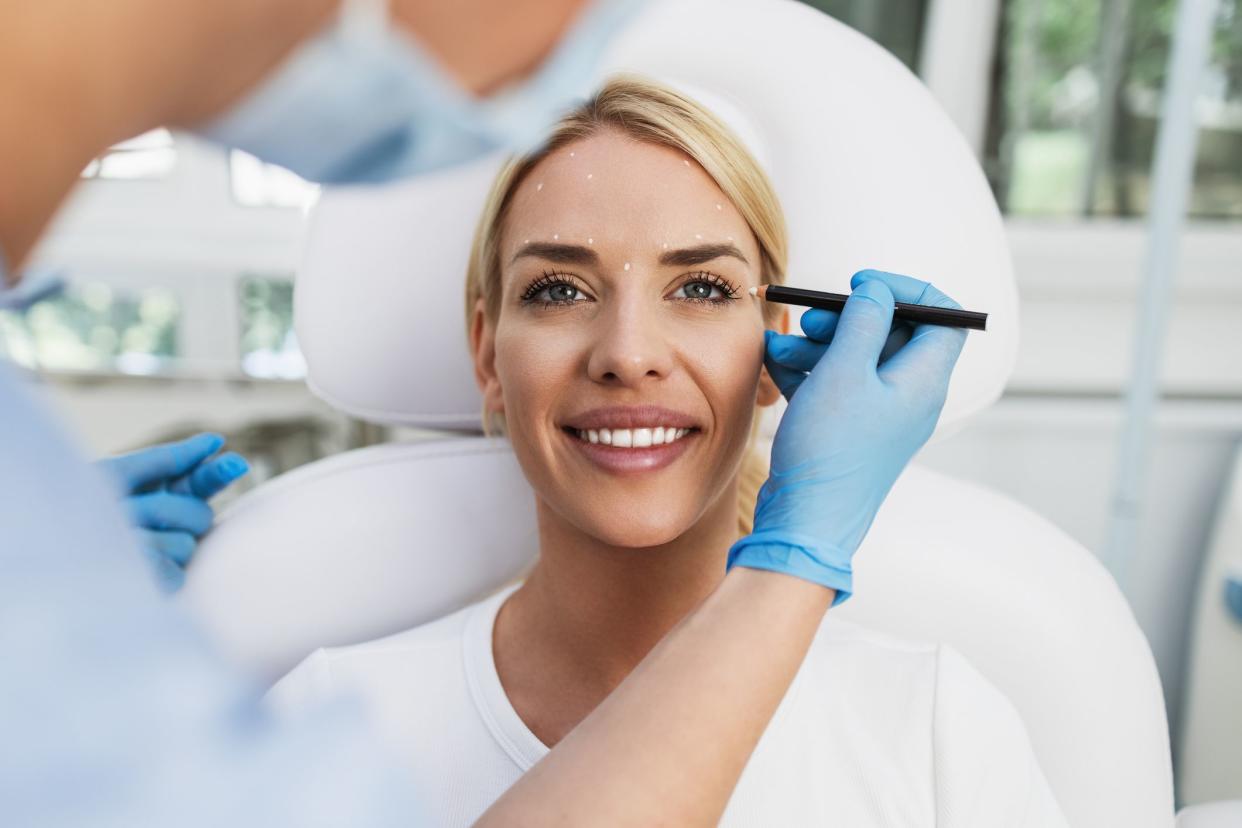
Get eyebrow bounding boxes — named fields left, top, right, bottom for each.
left=659, top=243, right=749, bottom=267
left=511, top=241, right=749, bottom=267
left=511, top=242, right=598, bottom=266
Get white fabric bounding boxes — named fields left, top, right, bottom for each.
left=268, top=586, right=1066, bottom=827
left=295, top=0, right=1017, bottom=438
left=187, top=439, right=1176, bottom=826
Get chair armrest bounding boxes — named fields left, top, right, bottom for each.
left=1177, top=800, right=1242, bottom=827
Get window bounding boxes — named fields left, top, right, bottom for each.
left=81, top=129, right=177, bottom=180
left=230, top=150, right=320, bottom=210
left=987, top=0, right=1242, bottom=218
left=238, top=276, right=306, bottom=379
left=798, top=0, right=931, bottom=70
left=0, top=283, right=179, bottom=374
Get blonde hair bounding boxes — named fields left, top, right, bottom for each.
left=465, top=75, right=787, bottom=537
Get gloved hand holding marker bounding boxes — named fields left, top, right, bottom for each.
left=729, top=269, right=972, bottom=604
left=97, top=432, right=249, bottom=593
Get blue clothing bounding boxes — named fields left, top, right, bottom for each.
left=0, top=262, right=421, bottom=825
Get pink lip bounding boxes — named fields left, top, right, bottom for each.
left=561, top=427, right=697, bottom=475
left=563, top=405, right=701, bottom=431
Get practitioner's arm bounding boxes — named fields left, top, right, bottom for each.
left=477, top=569, right=833, bottom=828
left=0, top=0, right=585, bottom=271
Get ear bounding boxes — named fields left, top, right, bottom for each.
left=756, top=306, right=789, bottom=408
left=469, top=297, right=505, bottom=419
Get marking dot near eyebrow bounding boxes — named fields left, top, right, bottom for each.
left=523, top=239, right=530, bottom=244
left=552, top=234, right=559, bottom=240
left=662, top=243, right=668, bottom=249
left=624, top=262, right=631, bottom=271
left=570, top=151, right=576, bottom=157
left=695, top=234, right=702, bottom=240
left=588, top=237, right=594, bottom=244
left=536, top=182, right=543, bottom=192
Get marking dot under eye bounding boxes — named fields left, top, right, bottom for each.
left=537, top=182, right=543, bottom=191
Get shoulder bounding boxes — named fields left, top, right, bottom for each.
left=930, top=645, right=1068, bottom=826
left=802, top=615, right=943, bottom=694
left=265, top=597, right=484, bottom=716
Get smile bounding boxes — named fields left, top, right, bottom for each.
left=560, top=426, right=698, bottom=475
left=569, top=426, right=693, bottom=447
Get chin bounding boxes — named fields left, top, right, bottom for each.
left=571, top=507, right=695, bottom=550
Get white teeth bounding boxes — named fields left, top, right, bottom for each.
left=573, top=426, right=694, bottom=448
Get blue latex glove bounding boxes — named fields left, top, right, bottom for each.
left=97, top=432, right=249, bottom=592
left=728, top=269, right=970, bottom=605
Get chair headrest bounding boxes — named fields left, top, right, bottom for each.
left=296, top=0, right=1018, bottom=436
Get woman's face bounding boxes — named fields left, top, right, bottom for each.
left=472, top=130, right=783, bottom=548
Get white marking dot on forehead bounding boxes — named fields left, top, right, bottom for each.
left=683, top=159, right=690, bottom=167
left=716, top=203, right=723, bottom=210
left=524, top=239, right=530, bottom=244
left=662, top=243, right=668, bottom=249
left=587, top=173, right=593, bottom=180
left=553, top=234, right=559, bottom=240
left=695, top=234, right=702, bottom=240
left=624, top=262, right=631, bottom=271
left=588, top=238, right=594, bottom=244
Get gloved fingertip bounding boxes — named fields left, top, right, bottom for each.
left=218, top=452, right=250, bottom=480
left=850, top=269, right=881, bottom=288
left=850, top=277, right=894, bottom=305
left=199, top=432, right=226, bottom=453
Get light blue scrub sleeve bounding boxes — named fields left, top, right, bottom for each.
left=0, top=350, right=423, bottom=825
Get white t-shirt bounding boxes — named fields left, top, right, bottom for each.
left=268, top=586, right=1068, bottom=827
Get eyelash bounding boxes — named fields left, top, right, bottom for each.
left=518, top=270, right=741, bottom=308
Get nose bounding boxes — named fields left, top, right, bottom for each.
left=586, top=295, right=675, bottom=387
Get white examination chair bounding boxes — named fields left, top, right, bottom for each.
left=182, top=1, right=1191, bottom=824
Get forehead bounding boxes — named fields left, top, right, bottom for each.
left=503, top=131, right=751, bottom=254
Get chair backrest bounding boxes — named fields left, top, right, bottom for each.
left=294, top=0, right=1017, bottom=438
left=183, top=0, right=1174, bottom=824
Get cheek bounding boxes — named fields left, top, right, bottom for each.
left=674, top=314, right=767, bottom=418
left=493, top=319, right=584, bottom=421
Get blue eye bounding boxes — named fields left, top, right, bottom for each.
left=520, top=272, right=588, bottom=307
left=676, top=272, right=740, bottom=305
left=680, top=281, right=726, bottom=301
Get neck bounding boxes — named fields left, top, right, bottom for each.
left=495, top=482, right=743, bottom=745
